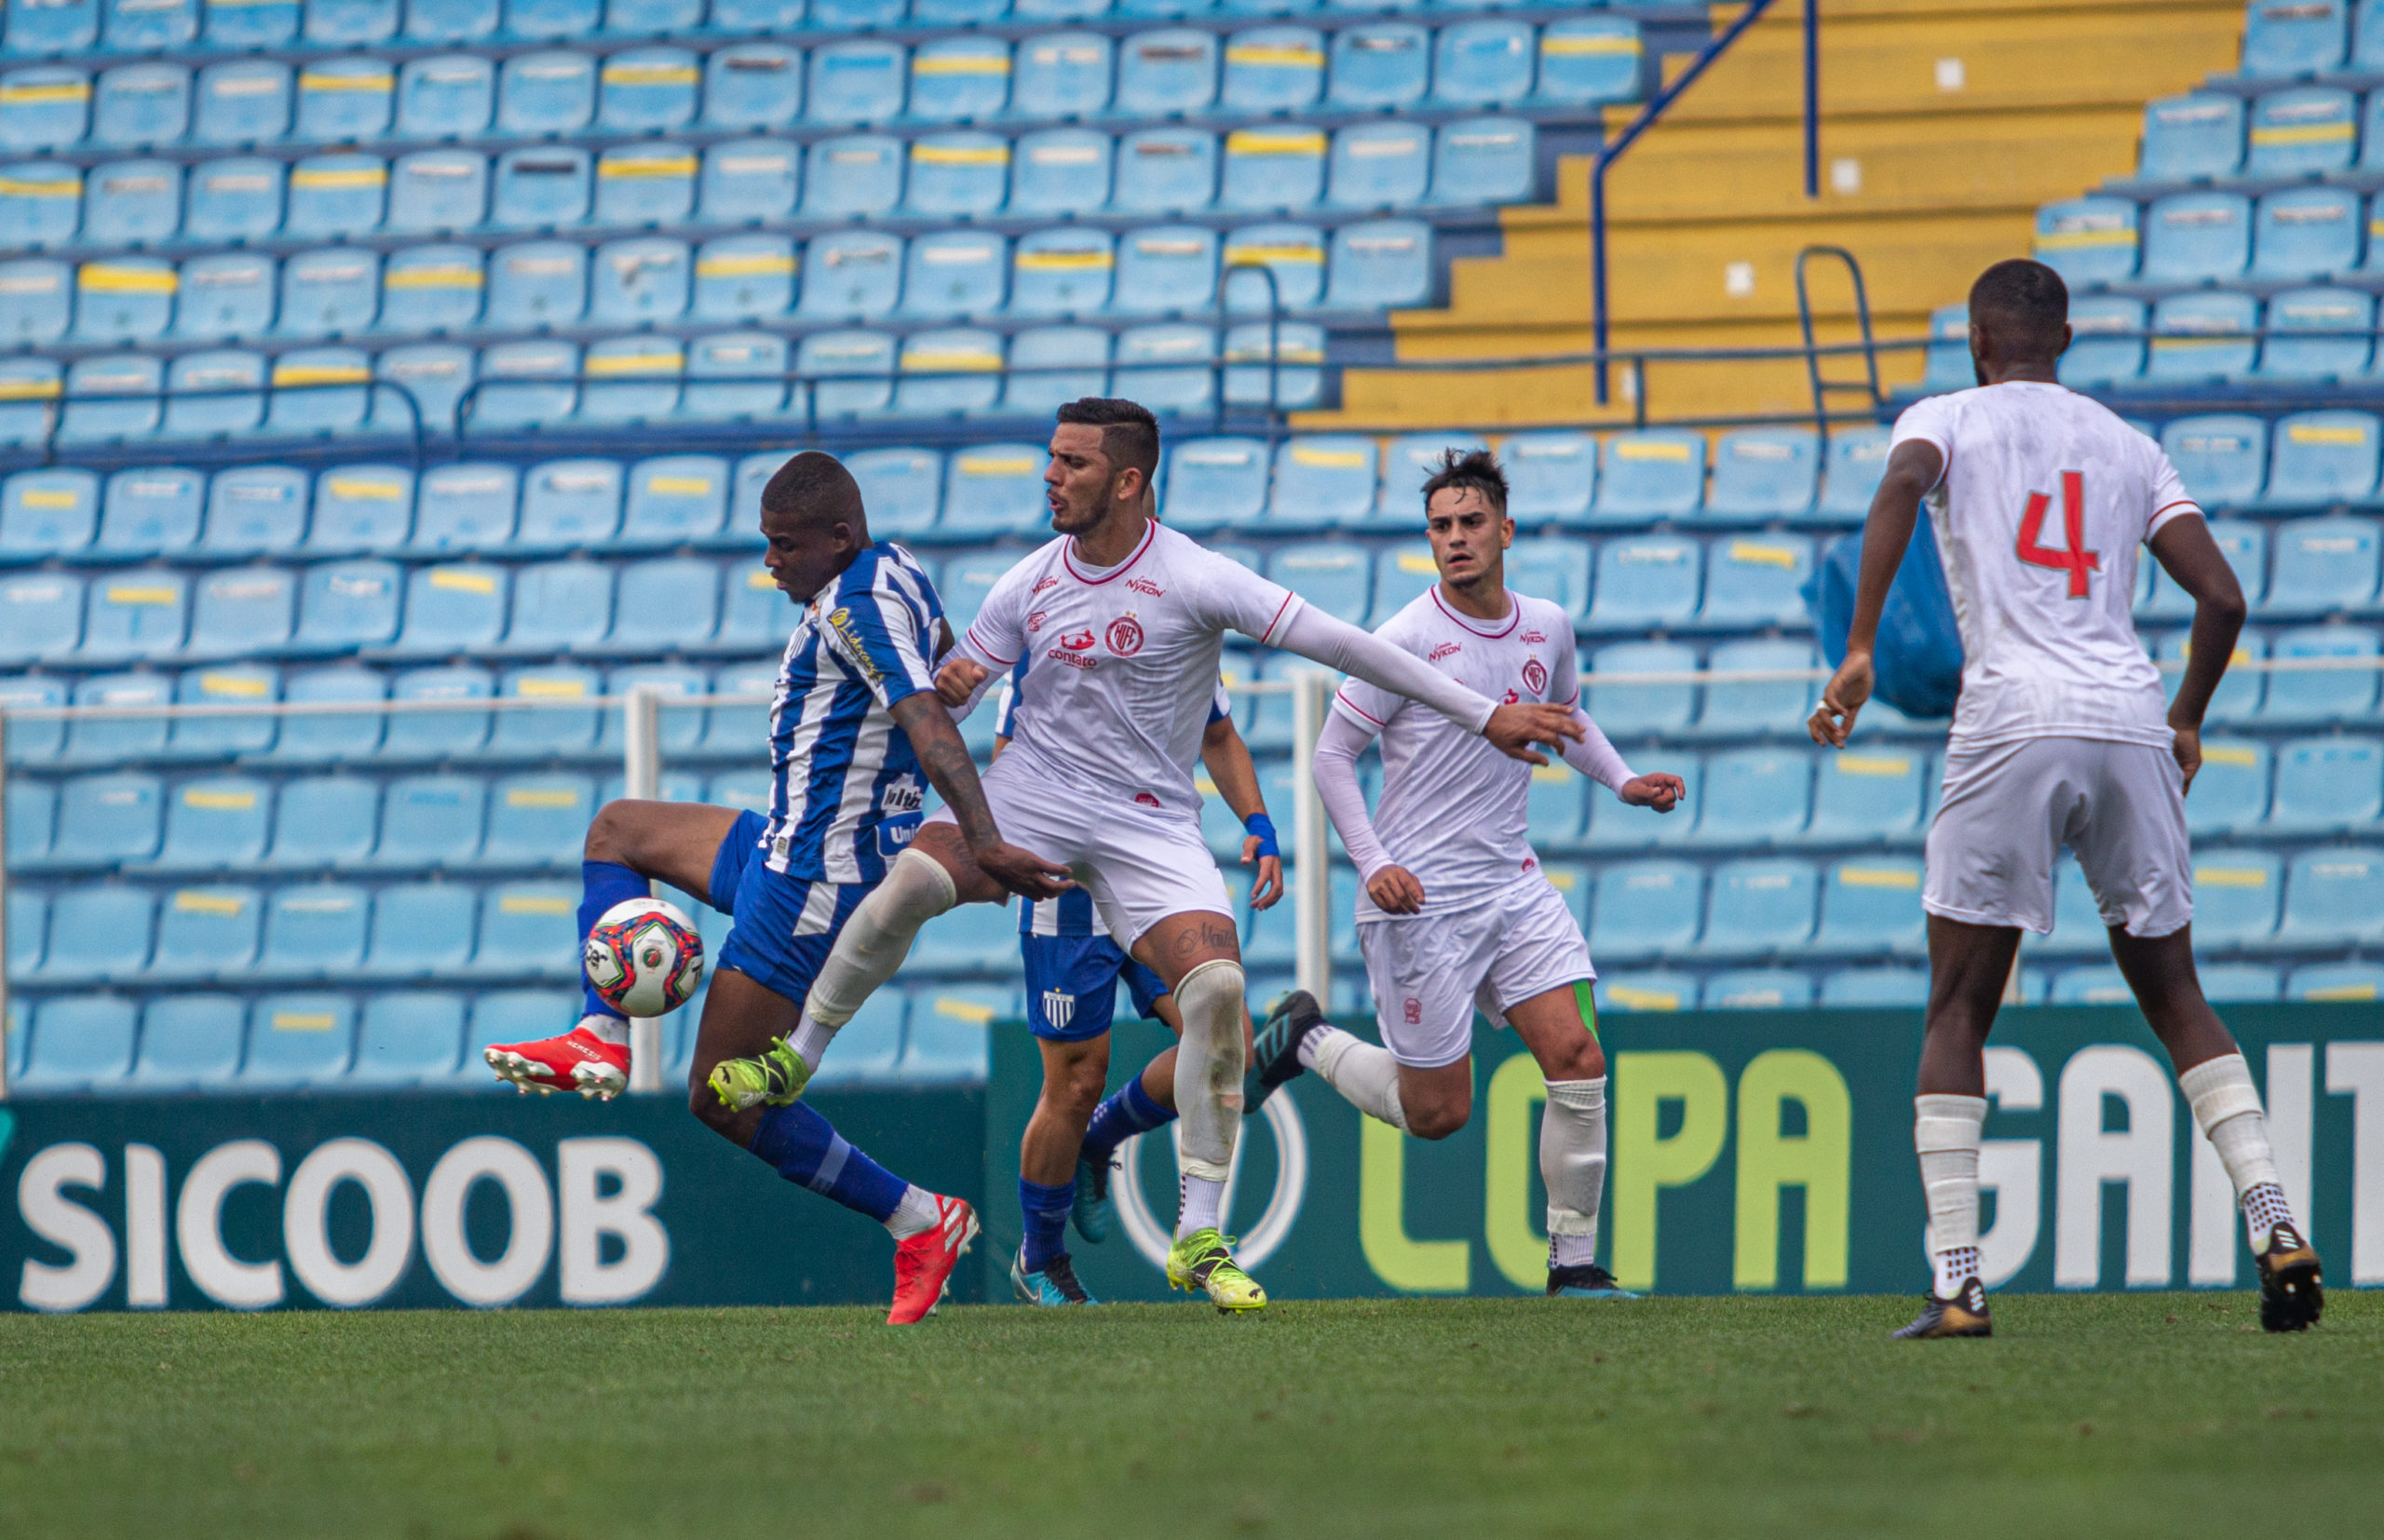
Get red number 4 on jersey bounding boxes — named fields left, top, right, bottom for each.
left=2016, top=469, right=2101, bottom=598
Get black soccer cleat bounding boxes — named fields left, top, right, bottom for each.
left=1891, top=1277, right=1992, bottom=1340
left=1547, top=1262, right=1639, bottom=1299
left=2255, top=1223, right=2323, bottom=1332
left=1242, top=989, right=1324, bottom=1114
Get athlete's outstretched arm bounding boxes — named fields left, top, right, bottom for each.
left=1311, top=708, right=1423, bottom=913
left=888, top=695, right=1073, bottom=899
left=1201, top=711, right=1283, bottom=909
left=1810, top=439, right=1944, bottom=748
left=1270, top=605, right=1582, bottom=765
left=2148, top=514, right=2249, bottom=792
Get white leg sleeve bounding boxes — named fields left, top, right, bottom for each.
left=1307, top=1025, right=1408, bottom=1131
left=1170, top=959, right=1248, bottom=1183
left=2179, top=1052, right=2282, bottom=1197
left=1541, top=1077, right=1607, bottom=1244
left=792, top=848, right=956, bottom=1058
left=1915, top=1093, right=1988, bottom=1253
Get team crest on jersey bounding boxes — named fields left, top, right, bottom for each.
left=1402, top=997, right=1422, bottom=1025
left=1026, top=610, right=1048, bottom=631
left=1107, top=615, right=1145, bottom=656
left=1522, top=657, right=1549, bottom=695
left=1041, top=989, right=1077, bottom=1031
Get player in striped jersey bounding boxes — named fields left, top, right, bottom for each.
left=486, top=452, right=1070, bottom=1325
left=996, top=670, right=1282, bottom=1305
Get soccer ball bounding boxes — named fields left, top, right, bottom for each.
left=584, top=898, right=705, bottom=1017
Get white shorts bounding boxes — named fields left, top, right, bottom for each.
left=1923, top=735, right=2191, bottom=939
left=1357, top=875, right=1594, bottom=1070
left=924, top=752, right=1231, bottom=948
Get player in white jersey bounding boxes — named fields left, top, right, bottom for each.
left=1811, top=259, right=2322, bottom=1337
left=707, top=398, right=1586, bottom=1312
left=1239, top=449, right=1684, bottom=1299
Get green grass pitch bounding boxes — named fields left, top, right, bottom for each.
left=3, top=1291, right=2377, bottom=1539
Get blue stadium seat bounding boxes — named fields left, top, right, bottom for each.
left=0, top=69, right=86, bottom=155
left=99, top=466, right=204, bottom=561
left=515, top=460, right=620, bottom=550
left=799, top=329, right=896, bottom=417
left=93, top=62, right=189, bottom=149
left=487, top=665, right=599, bottom=757
left=2245, top=0, right=2350, bottom=74
left=1366, top=542, right=1436, bottom=625
left=2290, top=962, right=2384, bottom=1000
left=1226, top=320, right=1325, bottom=411
left=0, top=573, right=79, bottom=663
left=693, top=239, right=796, bottom=326
left=2138, top=91, right=2244, bottom=181
left=909, top=36, right=1010, bottom=122
left=499, top=560, right=610, bottom=654
left=1273, top=436, right=1376, bottom=529
left=2269, top=735, right=2384, bottom=831
left=240, top=993, right=356, bottom=1086
left=1223, top=223, right=1325, bottom=310
left=2262, top=624, right=2377, bottom=722
left=0, top=677, right=64, bottom=763
left=372, top=772, right=485, bottom=868
left=2185, top=739, right=2271, bottom=835
left=938, top=551, right=1012, bottom=634
left=80, top=569, right=187, bottom=662
left=798, top=230, right=901, bottom=320
left=1587, top=858, right=1700, bottom=961
left=2361, top=0, right=2384, bottom=69
left=294, top=57, right=392, bottom=143
left=489, top=146, right=590, bottom=228
left=496, top=49, right=593, bottom=135
left=110, top=0, right=198, bottom=47
left=59, top=672, right=167, bottom=765
left=1160, top=438, right=1269, bottom=531
left=486, top=241, right=587, bottom=331
left=2264, top=516, right=2379, bottom=614
left=74, top=257, right=175, bottom=345
left=710, top=561, right=783, bottom=653
left=1587, top=534, right=1700, bottom=631
left=901, top=230, right=1007, bottom=320
left=306, top=0, right=398, bottom=44
left=1702, top=969, right=1814, bottom=1009
left=1694, top=638, right=1815, bottom=737
left=473, top=339, right=580, bottom=428
left=1114, top=128, right=1216, bottom=214
left=598, top=47, right=698, bottom=132
left=1583, top=640, right=1697, bottom=737
left=0, top=160, right=77, bottom=250
left=20, top=997, right=138, bottom=1092
left=622, top=455, right=728, bottom=545
left=698, top=137, right=797, bottom=222
left=284, top=155, right=391, bottom=241
left=837, top=447, right=941, bottom=542
left=1267, top=541, right=1369, bottom=625
left=2160, top=414, right=2266, bottom=509
left=1014, top=32, right=1113, bottom=117
left=1698, top=535, right=1812, bottom=628
left=1329, top=22, right=1426, bottom=108
left=2198, top=964, right=2282, bottom=1002
left=382, top=671, right=493, bottom=763
left=201, top=0, right=295, bottom=45
left=470, top=882, right=576, bottom=978
left=1918, top=304, right=1972, bottom=392
left=481, top=773, right=592, bottom=868
left=601, top=560, right=716, bottom=654
left=349, top=992, right=466, bottom=1084
left=1498, top=431, right=1595, bottom=521
left=362, top=881, right=472, bottom=980
left=2140, top=192, right=2251, bottom=284
left=291, top=558, right=401, bottom=652
left=1585, top=749, right=1699, bottom=849
left=2058, top=296, right=2147, bottom=389
left=183, top=157, right=283, bottom=242
left=2193, top=849, right=2285, bottom=947
left=148, top=884, right=263, bottom=979
left=254, top=883, right=369, bottom=979
left=913, top=900, right=1018, bottom=971
left=380, top=244, right=485, bottom=335
left=803, top=133, right=901, bottom=218
left=193, top=466, right=301, bottom=559
left=1118, top=28, right=1215, bottom=115
left=38, top=885, right=155, bottom=980
left=261, top=669, right=384, bottom=766
left=940, top=443, right=1043, bottom=535
left=2259, top=287, right=2374, bottom=379
left=1222, top=26, right=1321, bottom=111
left=1325, top=218, right=1429, bottom=307
left=166, top=666, right=278, bottom=762
left=1114, top=224, right=1218, bottom=313
left=153, top=349, right=260, bottom=439
left=1819, top=967, right=1930, bottom=1007
left=1592, top=971, right=1697, bottom=1013
left=1811, top=857, right=1925, bottom=956
left=589, top=237, right=691, bottom=327
left=2262, top=411, right=2380, bottom=507
left=2152, top=628, right=2262, bottom=723
left=808, top=40, right=905, bottom=126
left=1326, top=119, right=1429, bottom=210
left=1702, top=429, right=1817, bottom=520
left=901, top=988, right=1002, bottom=1082
left=130, top=995, right=245, bottom=1089
left=2142, top=517, right=2264, bottom=618
left=1220, top=126, right=1323, bottom=215
left=151, top=776, right=270, bottom=871
left=1694, top=749, right=1809, bottom=847
left=2048, top=966, right=2137, bottom=1006
left=396, top=55, right=494, bottom=136
left=1009, top=129, right=1113, bottom=217
left=389, top=561, right=506, bottom=655
left=2252, top=185, right=2362, bottom=281
left=83, top=162, right=178, bottom=250
left=411, top=463, right=518, bottom=554
left=1114, top=323, right=1217, bottom=414
left=592, top=143, right=697, bottom=226
left=894, top=328, right=1003, bottom=415
left=8, top=0, right=99, bottom=52
left=2277, top=846, right=2384, bottom=947
left=1536, top=16, right=1643, bottom=104
left=2032, top=196, right=2139, bottom=286
left=1001, top=324, right=1109, bottom=415
left=683, top=331, right=789, bottom=420
left=2248, top=86, right=2359, bottom=176
left=2146, top=290, right=2258, bottom=384
left=1592, top=431, right=1704, bottom=523
left=1009, top=229, right=1115, bottom=317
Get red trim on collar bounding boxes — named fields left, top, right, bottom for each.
left=1429, top=585, right=1520, bottom=638
left=1063, top=519, right=1157, bottom=585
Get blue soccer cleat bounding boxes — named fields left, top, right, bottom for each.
left=1011, top=1249, right=1097, bottom=1306
left=1547, top=1263, right=1640, bottom=1300
left=1072, top=1154, right=1114, bottom=1246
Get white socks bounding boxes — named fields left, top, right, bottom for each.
left=792, top=848, right=957, bottom=1059
left=1542, top=1077, right=1607, bottom=1270
left=580, top=1012, right=630, bottom=1048
left=1303, top=1025, right=1409, bottom=1130
left=2179, top=1052, right=2300, bottom=1252
left=1915, top=1093, right=1987, bottom=1295
left=886, top=1184, right=940, bottom=1241
left=1178, top=1174, right=1225, bottom=1235
left=1171, top=959, right=1247, bottom=1239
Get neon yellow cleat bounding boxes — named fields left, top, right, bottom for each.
left=1166, top=1228, right=1266, bottom=1314
left=706, top=1036, right=812, bottom=1112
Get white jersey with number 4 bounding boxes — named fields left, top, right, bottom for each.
left=1891, top=381, right=2201, bottom=750
left=1334, top=588, right=1579, bottom=922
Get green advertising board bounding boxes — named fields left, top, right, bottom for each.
left=983, top=1005, right=2384, bottom=1304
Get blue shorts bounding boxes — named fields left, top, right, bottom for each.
left=711, top=810, right=874, bottom=1006
left=1022, top=933, right=1171, bottom=1042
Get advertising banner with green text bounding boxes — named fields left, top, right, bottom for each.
left=985, top=1005, right=2384, bottom=1302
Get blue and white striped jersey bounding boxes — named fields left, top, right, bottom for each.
left=762, top=541, right=945, bottom=885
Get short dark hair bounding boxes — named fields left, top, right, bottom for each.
left=761, top=450, right=865, bottom=533
left=1420, top=447, right=1508, bottom=517
left=1969, top=258, right=2068, bottom=358
left=1056, top=397, right=1160, bottom=483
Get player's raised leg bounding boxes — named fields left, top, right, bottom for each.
left=2109, top=925, right=2322, bottom=1331
left=486, top=798, right=742, bottom=1100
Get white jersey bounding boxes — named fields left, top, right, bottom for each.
left=1334, top=588, right=1578, bottom=922
left=960, top=520, right=1302, bottom=815
left=1891, top=381, right=2201, bottom=750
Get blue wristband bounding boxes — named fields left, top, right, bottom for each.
left=1243, top=812, right=1280, bottom=858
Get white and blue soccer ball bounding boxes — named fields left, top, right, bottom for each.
left=584, top=898, right=705, bottom=1017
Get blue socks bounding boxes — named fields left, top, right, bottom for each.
left=1081, top=1076, right=1175, bottom=1169
left=750, top=1102, right=908, bottom=1224
left=1018, top=1178, right=1073, bottom=1272
left=579, top=859, right=648, bottom=1026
